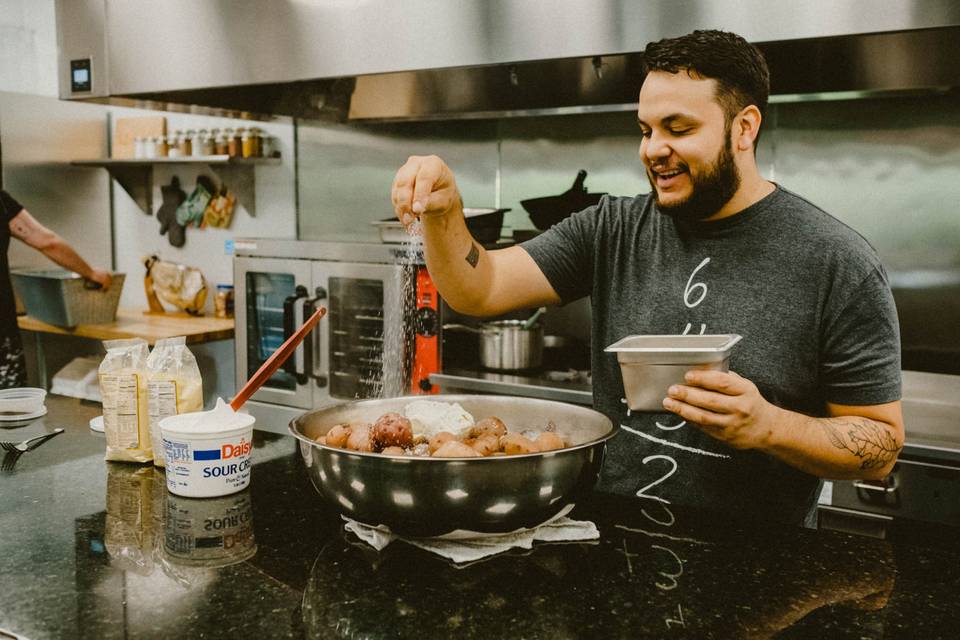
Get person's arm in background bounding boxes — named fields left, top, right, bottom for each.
left=8, top=208, right=112, bottom=289
left=391, top=154, right=558, bottom=316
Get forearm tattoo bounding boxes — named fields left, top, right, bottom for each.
left=821, top=418, right=902, bottom=470
left=465, top=242, right=480, bottom=268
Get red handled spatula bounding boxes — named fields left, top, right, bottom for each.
left=230, top=307, right=326, bottom=412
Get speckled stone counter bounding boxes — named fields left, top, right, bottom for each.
left=1, top=395, right=958, bottom=639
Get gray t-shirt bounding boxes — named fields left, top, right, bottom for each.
left=522, top=185, right=901, bottom=525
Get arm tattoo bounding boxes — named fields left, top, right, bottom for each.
left=465, top=243, right=480, bottom=268
left=821, top=418, right=901, bottom=470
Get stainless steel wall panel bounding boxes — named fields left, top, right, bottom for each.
left=296, top=120, right=499, bottom=243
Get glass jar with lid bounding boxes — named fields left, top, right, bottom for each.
left=214, top=132, right=229, bottom=155
left=192, top=129, right=208, bottom=157
left=225, top=128, right=240, bottom=157
left=214, top=284, right=234, bottom=318
left=167, top=134, right=182, bottom=157
left=260, top=134, right=275, bottom=158
left=143, top=136, right=157, bottom=158
left=177, top=130, right=192, bottom=156
left=241, top=130, right=255, bottom=158
left=155, top=135, right=169, bottom=157
left=248, top=127, right=262, bottom=157
left=133, top=136, right=146, bottom=159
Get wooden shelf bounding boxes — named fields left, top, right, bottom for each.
left=71, top=155, right=280, bottom=215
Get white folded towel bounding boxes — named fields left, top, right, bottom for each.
left=343, top=504, right=599, bottom=564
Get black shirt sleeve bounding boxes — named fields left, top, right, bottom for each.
left=1, top=190, right=24, bottom=223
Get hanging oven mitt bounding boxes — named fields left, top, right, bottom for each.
left=176, top=175, right=216, bottom=228
left=203, top=186, right=236, bottom=228
left=156, top=176, right=187, bottom=248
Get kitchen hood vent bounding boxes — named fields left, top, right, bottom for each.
left=57, top=1, right=960, bottom=122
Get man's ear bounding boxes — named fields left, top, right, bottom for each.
left=734, top=105, right=762, bottom=152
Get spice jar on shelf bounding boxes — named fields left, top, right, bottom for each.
left=155, top=135, right=169, bottom=157
left=214, top=284, right=234, bottom=319
left=225, top=128, right=240, bottom=157
left=143, top=136, right=157, bottom=158
left=182, top=130, right=195, bottom=157
left=133, top=136, right=146, bottom=159
left=248, top=127, right=262, bottom=157
left=260, top=134, right=275, bottom=158
left=192, top=129, right=207, bottom=157
left=214, top=131, right=229, bottom=155
left=198, top=129, right=216, bottom=156
left=167, top=134, right=182, bottom=158
left=240, top=130, right=255, bottom=158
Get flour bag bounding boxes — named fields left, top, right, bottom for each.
left=99, top=338, right=152, bottom=462
left=146, top=336, right=203, bottom=467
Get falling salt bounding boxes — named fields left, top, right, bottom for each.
left=370, top=218, right=422, bottom=399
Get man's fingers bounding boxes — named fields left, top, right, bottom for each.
left=662, top=397, right=725, bottom=428
left=410, top=160, right=444, bottom=214
left=391, top=158, right=423, bottom=215
left=683, top=369, right=746, bottom=394
left=666, top=385, right=733, bottom=414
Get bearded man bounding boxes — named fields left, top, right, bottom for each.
left=390, top=30, right=903, bottom=526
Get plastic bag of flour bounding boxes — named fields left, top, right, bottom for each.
left=99, top=338, right=152, bottom=463
left=146, top=336, right=203, bottom=468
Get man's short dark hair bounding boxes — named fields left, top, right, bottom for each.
left=642, top=30, right=770, bottom=148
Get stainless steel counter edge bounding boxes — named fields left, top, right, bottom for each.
left=430, top=372, right=593, bottom=405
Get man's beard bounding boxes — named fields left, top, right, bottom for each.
left=649, top=137, right=741, bottom=222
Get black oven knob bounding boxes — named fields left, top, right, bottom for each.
left=415, top=307, right=438, bottom=337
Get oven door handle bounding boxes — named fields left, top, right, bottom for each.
left=283, top=285, right=309, bottom=384
left=305, top=286, right=328, bottom=386
left=853, top=476, right=899, bottom=494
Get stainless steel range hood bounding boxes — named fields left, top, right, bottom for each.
left=56, top=0, right=960, bottom=122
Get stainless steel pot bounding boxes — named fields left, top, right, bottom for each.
left=444, top=320, right=544, bottom=371
left=289, top=394, right=615, bottom=536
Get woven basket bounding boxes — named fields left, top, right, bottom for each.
left=11, top=269, right=125, bottom=328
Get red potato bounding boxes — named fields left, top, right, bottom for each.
left=428, top=431, right=457, bottom=454
left=469, top=433, right=501, bottom=456
left=325, top=424, right=352, bottom=448
left=534, top=432, right=566, bottom=452
left=346, top=424, right=374, bottom=452
left=501, top=433, right=540, bottom=455
left=380, top=446, right=406, bottom=456
left=432, top=441, right=482, bottom=458
left=371, top=412, right=414, bottom=450
left=469, top=416, right=507, bottom=439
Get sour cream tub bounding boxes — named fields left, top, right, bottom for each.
left=160, top=409, right=256, bottom=498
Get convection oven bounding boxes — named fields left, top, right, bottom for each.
left=234, top=239, right=440, bottom=432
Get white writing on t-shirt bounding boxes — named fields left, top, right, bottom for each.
left=616, top=256, right=717, bottom=628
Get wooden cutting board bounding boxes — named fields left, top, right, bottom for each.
left=112, top=116, right=167, bottom=158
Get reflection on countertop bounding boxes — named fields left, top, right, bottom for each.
left=1, top=394, right=960, bottom=639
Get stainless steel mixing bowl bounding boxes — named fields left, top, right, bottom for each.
left=289, top=394, right=615, bottom=536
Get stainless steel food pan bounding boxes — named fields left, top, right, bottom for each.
left=605, top=334, right=742, bottom=412
left=289, top=394, right=614, bottom=536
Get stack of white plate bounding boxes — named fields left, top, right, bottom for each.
left=0, top=387, right=47, bottom=423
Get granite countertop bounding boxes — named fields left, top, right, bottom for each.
left=1, top=395, right=959, bottom=639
